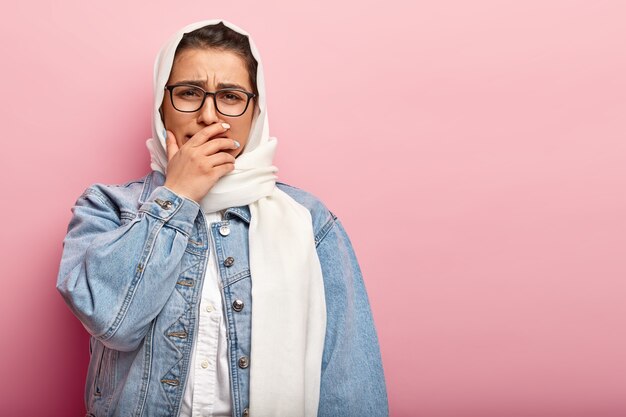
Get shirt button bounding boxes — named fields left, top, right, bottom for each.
left=242, top=408, right=249, bottom=417
left=205, top=304, right=214, bottom=313
left=219, top=225, right=231, bottom=236
left=223, top=257, right=235, bottom=267
left=238, top=356, right=249, bottom=369
left=201, top=360, right=209, bottom=369
left=232, top=299, right=244, bottom=312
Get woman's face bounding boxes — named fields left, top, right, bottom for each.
left=161, top=47, right=256, bottom=158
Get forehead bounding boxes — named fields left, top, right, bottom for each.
left=168, top=48, right=251, bottom=89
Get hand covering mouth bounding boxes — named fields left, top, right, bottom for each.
left=185, top=131, right=227, bottom=141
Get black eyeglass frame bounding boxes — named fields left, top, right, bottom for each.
left=164, top=84, right=257, bottom=117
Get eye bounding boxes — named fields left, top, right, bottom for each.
left=175, top=87, right=203, bottom=98
left=217, top=90, right=245, bottom=102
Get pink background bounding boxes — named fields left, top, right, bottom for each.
left=1, top=1, right=625, bottom=416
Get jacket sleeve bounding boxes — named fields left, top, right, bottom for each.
left=56, top=184, right=201, bottom=352
left=315, top=214, right=389, bottom=417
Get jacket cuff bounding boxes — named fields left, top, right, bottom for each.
left=139, top=186, right=200, bottom=235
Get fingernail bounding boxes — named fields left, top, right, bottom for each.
left=222, top=123, right=231, bottom=129
left=234, top=140, right=240, bottom=148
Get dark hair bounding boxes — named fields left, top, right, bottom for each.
left=174, top=22, right=259, bottom=99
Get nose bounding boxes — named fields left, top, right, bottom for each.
left=197, top=93, right=222, bottom=125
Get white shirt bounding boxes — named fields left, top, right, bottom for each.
left=179, top=211, right=232, bottom=417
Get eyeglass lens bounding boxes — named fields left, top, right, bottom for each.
left=171, top=85, right=250, bottom=116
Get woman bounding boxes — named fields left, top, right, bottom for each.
left=57, top=19, right=388, bottom=417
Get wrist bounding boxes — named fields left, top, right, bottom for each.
left=163, top=183, right=199, bottom=205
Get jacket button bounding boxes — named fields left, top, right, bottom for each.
left=232, top=299, right=244, bottom=312
left=238, top=356, right=249, bottom=369
left=155, top=198, right=173, bottom=210
left=219, top=225, right=231, bottom=236
left=223, top=257, right=235, bottom=267
left=242, top=408, right=249, bottom=417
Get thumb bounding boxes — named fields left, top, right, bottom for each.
left=165, top=130, right=178, bottom=162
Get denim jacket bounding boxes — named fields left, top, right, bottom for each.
left=56, top=169, right=388, bottom=417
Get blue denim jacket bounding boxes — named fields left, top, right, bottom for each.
left=56, top=170, right=388, bottom=417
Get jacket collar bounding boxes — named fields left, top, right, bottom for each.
left=142, top=170, right=251, bottom=224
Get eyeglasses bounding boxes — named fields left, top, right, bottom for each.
left=164, top=84, right=256, bottom=117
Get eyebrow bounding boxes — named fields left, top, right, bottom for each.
left=173, top=79, right=249, bottom=91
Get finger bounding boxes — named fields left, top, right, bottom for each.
left=201, top=151, right=237, bottom=170
left=165, top=130, right=178, bottom=162
left=212, top=162, right=236, bottom=178
left=198, top=138, right=241, bottom=156
left=187, top=122, right=231, bottom=147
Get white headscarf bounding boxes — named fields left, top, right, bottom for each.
left=145, top=19, right=326, bottom=417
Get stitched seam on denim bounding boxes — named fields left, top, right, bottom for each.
left=223, top=283, right=242, bottom=415
left=314, top=215, right=336, bottom=247
left=184, top=245, right=206, bottom=256
left=92, top=344, right=105, bottom=397
left=163, top=194, right=198, bottom=236
left=177, top=215, right=210, bottom=415
left=138, top=198, right=197, bottom=237
left=137, top=205, right=167, bottom=222
left=107, top=173, right=148, bottom=189
left=172, top=330, right=193, bottom=417
left=224, top=270, right=251, bottom=287
left=162, top=222, right=193, bottom=237
left=175, top=293, right=201, bottom=416
left=101, top=218, right=165, bottom=342
left=102, top=349, right=117, bottom=415
left=224, top=207, right=250, bottom=223
left=138, top=172, right=153, bottom=205
left=82, top=188, right=119, bottom=215
left=120, top=211, right=135, bottom=219
left=138, top=206, right=182, bottom=231
left=210, top=222, right=242, bottom=413
left=134, top=321, right=155, bottom=417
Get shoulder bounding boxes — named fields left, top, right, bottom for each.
left=78, top=171, right=154, bottom=215
left=276, top=181, right=338, bottom=245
